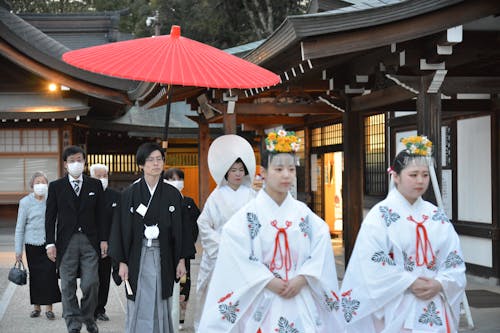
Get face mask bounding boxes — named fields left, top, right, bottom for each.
left=166, top=180, right=184, bottom=192
left=67, top=161, right=84, bottom=177
left=99, top=178, right=108, bottom=191
left=33, top=183, right=48, bottom=197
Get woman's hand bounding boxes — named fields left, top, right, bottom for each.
left=15, top=253, right=22, bottom=262
left=410, top=277, right=442, bottom=300
left=266, top=277, right=287, bottom=295
left=176, top=258, right=186, bottom=279
left=280, top=275, right=307, bottom=299
left=119, top=262, right=129, bottom=281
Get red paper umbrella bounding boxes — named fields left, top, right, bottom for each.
left=63, top=25, right=279, bottom=89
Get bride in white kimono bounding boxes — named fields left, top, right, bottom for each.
left=194, top=134, right=257, bottom=330
left=199, top=130, right=343, bottom=333
left=340, top=136, right=466, bottom=333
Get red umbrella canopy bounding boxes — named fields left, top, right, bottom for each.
left=63, top=25, right=280, bottom=89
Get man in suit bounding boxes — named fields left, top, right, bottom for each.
left=46, top=146, right=105, bottom=333
left=89, top=163, right=120, bottom=322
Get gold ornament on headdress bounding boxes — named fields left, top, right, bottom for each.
left=401, top=135, right=433, bottom=157
left=265, top=130, right=301, bottom=153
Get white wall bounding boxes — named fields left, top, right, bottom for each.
left=459, top=235, right=492, bottom=267
left=457, top=116, right=492, bottom=223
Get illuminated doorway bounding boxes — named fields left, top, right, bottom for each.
left=323, top=152, right=343, bottom=239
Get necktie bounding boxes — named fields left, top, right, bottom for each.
left=72, top=180, right=80, bottom=195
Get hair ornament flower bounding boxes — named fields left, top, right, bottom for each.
left=265, top=130, right=301, bottom=153
left=401, top=135, right=433, bottom=157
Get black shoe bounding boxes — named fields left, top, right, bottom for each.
left=86, top=322, right=99, bottom=333
left=95, top=313, right=109, bottom=321
left=69, top=330, right=80, bottom=333
left=30, top=309, right=41, bottom=318
left=45, top=311, right=56, bottom=320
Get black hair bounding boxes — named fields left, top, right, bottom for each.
left=62, top=145, right=86, bottom=161
left=392, top=150, right=427, bottom=174
left=224, top=158, right=249, bottom=180
left=165, top=168, right=184, bottom=180
left=260, top=149, right=295, bottom=169
left=136, top=142, right=165, bottom=166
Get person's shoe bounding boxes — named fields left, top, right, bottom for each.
left=69, top=330, right=80, bottom=333
left=30, top=309, right=41, bottom=318
left=45, top=311, right=55, bottom=320
left=86, top=322, right=99, bottom=333
left=95, top=313, right=109, bottom=321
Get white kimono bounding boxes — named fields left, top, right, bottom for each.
left=199, top=190, right=344, bottom=333
left=197, top=184, right=256, bottom=293
left=341, top=189, right=466, bottom=333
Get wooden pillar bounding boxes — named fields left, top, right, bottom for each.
left=198, top=116, right=210, bottom=208
left=416, top=75, right=442, bottom=205
left=492, top=98, right=500, bottom=279
left=304, top=127, right=312, bottom=205
left=342, top=98, right=364, bottom=263
left=223, top=111, right=237, bottom=134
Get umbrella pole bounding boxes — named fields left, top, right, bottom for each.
left=163, top=85, right=173, bottom=150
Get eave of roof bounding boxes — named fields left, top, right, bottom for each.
left=0, top=6, right=138, bottom=92
left=0, top=93, right=89, bottom=120
left=244, top=0, right=463, bottom=66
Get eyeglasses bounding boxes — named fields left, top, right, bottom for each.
left=145, top=156, right=164, bottom=163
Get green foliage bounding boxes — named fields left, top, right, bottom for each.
left=9, top=0, right=309, bottom=47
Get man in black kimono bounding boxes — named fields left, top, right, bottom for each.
left=108, top=142, right=186, bottom=332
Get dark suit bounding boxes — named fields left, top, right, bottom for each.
left=45, top=174, right=106, bottom=332
left=95, top=187, right=120, bottom=317
left=180, top=196, right=200, bottom=302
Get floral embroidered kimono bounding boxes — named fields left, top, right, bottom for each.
left=199, top=190, right=343, bottom=333
left=340, top=189, right=466, bottom=333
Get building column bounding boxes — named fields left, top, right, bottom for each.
left=342, top=98, right=364, bottom=263
left=223, top=110, right=237, bottom=134
left=492, top=98, right=500, bottom=278
left=416, top=75, right=442, bottom=205
left=198, top=116, right=210, bottom=208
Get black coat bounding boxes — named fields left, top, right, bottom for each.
left=108, top=177, right=183, bottom=301
left=45, top=174, right=106, bottom=268
left=181, top=196, right=200, bottom=260
left=102, top=188, right=120, bottom=240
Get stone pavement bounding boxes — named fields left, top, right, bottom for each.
left=1, top=207, right=499, bottom=332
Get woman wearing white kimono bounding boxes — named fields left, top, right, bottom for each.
left=340, top=136, right=466, bottom=333
left=199, top=130, right=343, bottom=333
left=194, top=134, right=257, bottom=330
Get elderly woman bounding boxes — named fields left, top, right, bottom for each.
left=15, top=171, right=61, bottom=320
left=109, top=142, right=186, bottom=333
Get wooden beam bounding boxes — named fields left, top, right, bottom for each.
left=342, top=97, right=363, bottom=263
left=223, top=111, right=237, bottom=134
left=302, top=0, right=500, bottom=60
left=417, top=76, right=441, bottom=205
left=389, top=75, right=500, bottom=94
left=211, top=102, right=343, bottom=115
left=351, top=85, right=417, bottom=112
left=198, top=116, right=210, bottom=208
left=0, top=40, right=131, bottom=105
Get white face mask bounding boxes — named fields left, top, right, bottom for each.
left=67, top=161, right=84, bottom=177
left=99, top=178, right=108, bottom=191
left=33, top=183, right=48, bottom=197
left=166, top=180, right=184, bottom=192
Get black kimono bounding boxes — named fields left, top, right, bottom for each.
left=109, top=177, right=183, bottom=301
